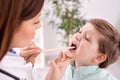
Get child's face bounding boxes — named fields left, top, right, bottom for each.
left=67, top=23, right=104, bottom=66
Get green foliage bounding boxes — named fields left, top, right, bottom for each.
left=48, top=0, right=87, bottom=46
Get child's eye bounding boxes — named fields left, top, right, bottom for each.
left=85, top=36, right=89, bottom=41
left=85, top=35, right=90, bottom=41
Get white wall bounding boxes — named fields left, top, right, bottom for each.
left=41, top=0, right=63, bottom=55
left=84, top=0, right=120, bottom=30
left=43, top=0, right=120, bottom=51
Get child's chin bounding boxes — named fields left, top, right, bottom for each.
left=66, top=52, right=75, bottom=59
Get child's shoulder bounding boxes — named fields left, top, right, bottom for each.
left=98, top=69, right=118, bottom=80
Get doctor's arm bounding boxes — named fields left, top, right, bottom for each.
left=46, top=51, right=72, bottom=80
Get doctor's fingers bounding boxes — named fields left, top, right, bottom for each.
left=46, top=61, right=62, bottom=80
left=20, top=45, right=42, bottom=56
left=48, top=61, right=59, bottom=71
left=55, top=51, right=68, bottom=64
left=55, top=51, right=62, bottom=63
left=25, top=54, right=37, bottom=64
left=21, top=45, right=41, bottom=51
left=20, top=49, right=41, bottom=58
left=60, top=52, right=67, bottom=62
left=57, top=58, right=72, bottom=68
left=53, top=58, right=72, bottom=76
left=28, top=41, right=36, bottom=46
left=55, top=51, right=64, bottom=63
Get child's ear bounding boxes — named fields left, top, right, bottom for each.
left=92, top=54, right=107, bottom=64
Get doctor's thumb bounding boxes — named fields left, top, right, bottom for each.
left=48, top=61, right=58, bottom=69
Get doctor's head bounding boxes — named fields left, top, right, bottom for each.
left=0, top=0, right=44, bottom=60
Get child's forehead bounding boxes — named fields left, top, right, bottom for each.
left=79, top=23, right=95, bottom=32
left=79, top=23, right=104, bottom=39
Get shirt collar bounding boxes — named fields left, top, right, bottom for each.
left=7, top=49, right=18, bottom=56
left=9, top=49, right=16, bottom=54
left=70, top=61, right=99, bottom=77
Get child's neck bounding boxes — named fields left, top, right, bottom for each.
left=75, top=61, right=98, bottom=69
left=75, top=61, right=83, bottom=68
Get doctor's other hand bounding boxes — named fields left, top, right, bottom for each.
left=20, top=42, right=42, bottom=64
left=46, top=51, right=72, bottom=80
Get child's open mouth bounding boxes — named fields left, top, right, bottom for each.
left=66, top=43, right=77, bottom=58
left=69, top=43, right=77, bottom=51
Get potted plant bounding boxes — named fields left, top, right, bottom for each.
left=46, top=0, right=87, bottom=46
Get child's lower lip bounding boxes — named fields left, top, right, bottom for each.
left=69, top=49, right=76, bottom=53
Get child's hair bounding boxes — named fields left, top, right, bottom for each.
left=89, top=19, right=120, bottom=68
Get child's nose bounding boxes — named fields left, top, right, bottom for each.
left=75, top=32, right=81, bottom=41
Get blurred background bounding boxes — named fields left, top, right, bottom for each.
left=33, top=0, right=120, bottom=79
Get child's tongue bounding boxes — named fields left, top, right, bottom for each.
left=69, top=43, right=77, bottom=53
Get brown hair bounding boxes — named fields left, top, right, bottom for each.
left=89, top=19, right=120, bottom=68
left=0, top=0, right=44, bottom=60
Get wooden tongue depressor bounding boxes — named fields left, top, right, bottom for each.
left=42, top=46, right=74, bottom=53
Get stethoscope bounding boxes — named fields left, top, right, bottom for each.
left=0, top=49, right=26, bottom=80
left=0, top=68, right=20, bottom=80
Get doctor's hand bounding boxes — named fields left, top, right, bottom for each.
left=20, top=42, right=41, bottom=64
left=46, top=51, right=72, bottom=80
